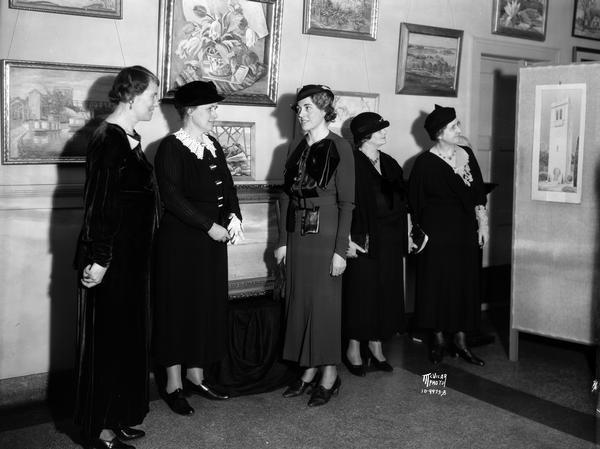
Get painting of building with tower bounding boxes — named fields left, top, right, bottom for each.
left=531, top=84, right=586, bottom=204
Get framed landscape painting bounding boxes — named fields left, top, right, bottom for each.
left=572, top=0, right=600, bottom=41
left=303, top=0, right=379, bottom=40
left=2, top=60, right=118, bottom=164
left=158, top=0, right=283, bottom=106
left=572, top=46, right=600, bottom=62
left=395, top=23, right=463, bottom=97
left=492, top=0, right=547, bottom=41
left=9, top=0, right=122, bottom=19
left=211, top=121, right=255, bottom=181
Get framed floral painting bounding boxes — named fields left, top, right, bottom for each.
left=158, top=0, right=283, bottom=106
left=492, top=0, right=548, bottom=41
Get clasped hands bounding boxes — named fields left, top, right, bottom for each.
left=207, top=215, right=244, bottom=244
left=81, top=263, right=107, bottom=288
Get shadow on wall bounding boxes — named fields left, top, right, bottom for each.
left=47, top=76, right=117, bottom=442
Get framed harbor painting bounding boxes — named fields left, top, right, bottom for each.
left=492, top=0, right=547, bottom=41
left=158, top=0, right=283, bottom=106
left=572, top=0, right=600, bottom=41
left=303, top=0, right=379, bottom=41
left=395, top=23, right=463, bottom=97
left=9, top=0, right=122, bottom=19
left=1, top=60, right=118, bottom=164
left=211, top=120, right=255, bottom=181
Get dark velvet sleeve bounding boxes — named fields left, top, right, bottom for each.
left=213, top=138, right=242, bottom=221
left=154, top=137, right=213, bottom=231
left=277, top=142, right=295, bottom=249
left=332, top=136, right=355, bottom=259
left=408, top=155, right=426, bottom=226
left=80, top=130, right=125, bottom=268
left=465, top=146, right=487, bottom=207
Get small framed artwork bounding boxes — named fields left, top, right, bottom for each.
left=531, top=83, right=586, bottom=204
left=492, top=0, right=548, bottom=41
left=303, top=0, right=379, bottom=41
left=329, top=91, right=379, bottom=140
left=572, top=0, right=600, bottom=41
left=9, top=0, right=122, bottom=19
left=1, top=59, right=119, bottom=165
left=158, top=0, right=283, bottom=106
left=211, top=121, right=255, bottom=181
left=395, top=23, right=463, bottom=97
left=572, top=46, right=600, bottom=62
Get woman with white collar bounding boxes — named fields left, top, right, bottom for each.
left=154, top=81, right=243, bottom=415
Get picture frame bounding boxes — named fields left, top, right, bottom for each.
left=9, top=0, right=122, bottom=19
left=2, top=59, right=119, bottom=165
left=572, top=0, right=600, bottom=41
left=572, top=46, right=600, bottom=62
left=158, top=0, right=283, bottom=106
left=302, top=0, right=379, bottom=41
left=492, top=0, right=548, bottom=41
left=531, top=83, right=587, bottom=204
left=211, top=120, right=255, bottom=181
left=395, top=23, right=463, bottom=97
left=329, top=91, right=379, bottom=140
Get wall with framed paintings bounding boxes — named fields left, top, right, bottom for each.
left=510, top=63, right=600, bottom=360
left=0, top=0, right=600, bottom=382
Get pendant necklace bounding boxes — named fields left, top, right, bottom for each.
left=366, top=151, right=379, bottom=166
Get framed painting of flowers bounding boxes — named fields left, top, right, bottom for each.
left=492, top=0, right=548, bottom=41
left=158, top=0, right=283, bottom=106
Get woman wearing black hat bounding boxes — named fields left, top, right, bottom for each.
left=408, top=105, right=488, bottom=366
left=276, top=84, right=355, bottom=406
left=73, top=65, right=160, bottom=449
left=342, top=112, right=409, bottom=376
left=153, top=80, right=243, bottom=415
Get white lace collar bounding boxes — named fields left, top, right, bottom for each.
left=174, top=128, right=217, bottom=160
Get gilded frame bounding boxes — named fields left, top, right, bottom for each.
left=9, top=0, right=122, bottom=19
left=158, top=0, right=283, bottom=106
left=302, top=0, right=379, bottom=41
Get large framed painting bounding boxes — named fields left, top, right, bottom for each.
left=531, top=83, right=587, bottom=204
left=158, top=0, right=283, bottom=106
left=1, top=59, right=118, bottom=165
left=492, top=0, right=547, bottom=41
left=572, top=0, right=600, bottom=41
left=395, top=23, right=463, bottom=97
left=211, top=120, right=255, bottom=181
left=572, top=46, right=600, bottom=62
left=9, top=0, right=122, bottom=19
left=302, top=0, right=379, bottom=41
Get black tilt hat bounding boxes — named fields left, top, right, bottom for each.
left=350, top=112, right=390, bottom=142
left=173, top=80, right=225, bottom=107
left=424, top=104, right=456, bottom=141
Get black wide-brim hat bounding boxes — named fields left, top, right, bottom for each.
left=350, top=112, right=390, bottom=142
left=424, top=104, right=456, bottom=140
left=167, top=80, right=225, bottom=106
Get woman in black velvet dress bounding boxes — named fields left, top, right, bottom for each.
left=74, top=66, right=159, bottom=449
left=342, top=112, right=408, bottom=376
left=154, top=81, right=243, bottom=415
left=408, top=105, right=488, bottom=366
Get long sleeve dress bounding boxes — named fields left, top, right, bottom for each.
left=153, top=130, right=241, bottom=368
left=408, top=145, right=486, bottom=333
left=73, top=122, right=158, bottom=438
left=278, top=131, right=355, bottom=367
left=343, top=151, right=408, bottom=341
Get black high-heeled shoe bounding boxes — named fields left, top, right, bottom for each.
left=307, top=377, right=341, bottom=407
left=164, top=388, right=194, bottom=416
left=112, top=427, right=145, bottom=441
left=367, top=349, right=393, bottom=372
left=343, top=355, right=366, bottom=377
left=451, top=345, right=485, bottom=366
left=184, top=378, right=229, bottom=400
left=282, top=377, right=317, bottom=398
left=85, top=438, right=135, bottom=449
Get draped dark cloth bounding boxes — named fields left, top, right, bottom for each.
left=408, top=145, right=486, bottom=332
left=73, top=122, right=158, bottom=438
left=343, top=151, right=408, bottom=340
left=153, top=134, right=241, bottom=369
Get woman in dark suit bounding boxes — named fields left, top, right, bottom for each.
left=342, top=112, right=409, bottom=376
left=408, top=104, right=488, bottom=366
left=74, top=65, right=160, bottom=449
left=153, top=81, right=243, bottom=415
left=276, top=85, right=355, bottom=407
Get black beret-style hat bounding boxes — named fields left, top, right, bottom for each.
left=424, top=104, right=456, bottom=141
left=350, top=112, right=390, bottom=143
left=172, top=80, right=225, bottom=107
left=295, top=84, right=334, bottom=103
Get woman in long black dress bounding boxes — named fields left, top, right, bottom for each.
left=74, top=65, right=159, bottom=449
left=276, top=85, right=354, bottom=407
left=154, top=81, right=243, bottom=415
left=408, top=104, right=488, bottom=366
left=342, top=112, right=408, bottom=376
